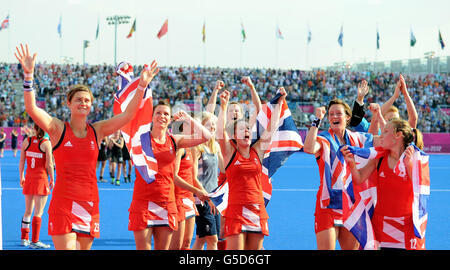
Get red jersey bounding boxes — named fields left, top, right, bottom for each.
left=23, top=136, right=50, bottom=195
left=225, top=145, right=264, bottom=205
left=373, top=154, right=414, bottom=217
left=132, top=133, right=177, bottom=202
left=174, top=148, right=195, bottom=199
left=52, top=122, right=99, bottom=202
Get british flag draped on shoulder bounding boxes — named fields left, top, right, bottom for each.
left=394, top=144, right=430, bottom=240
left=343, top=143, right=430, bottom=248
left=209, top=92, right=303, bottom=213
left=338, top=145, right=385, bottom=249
left=113, top=62, right=158, bottom=184
left=316, top=128, right=377, bottom=249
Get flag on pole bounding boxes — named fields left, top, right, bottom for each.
left=376, top=28, right=380, bottom=50
left=57, top=16, right=62, bottom=38
left=0, top=15, right=9, bottom=31
left=307, top=25, right=312, bottom=44
left=410, top=27, right=417, bottom=47
left=157, top=19, right=168, bottom=39
left=83, top=40, right=90, bottom=49
left=439, top=30, right=445, bottom=50
left=241, top=21, right=246, bottom=42
left=276, top=25, right=284, bottom=39
left=127, top=19, right=136, bottom=38
left=338, top=25, right=344, bottom=47
left=202, top=20, right=206, bottom=43
left=95, top=18, right=100, bottom=40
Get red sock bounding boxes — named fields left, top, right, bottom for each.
left=218, top=240, right=227, bottom=250
left=32, top=216, right=42, bottom=243
left=21, top=228, right=30, bottom=240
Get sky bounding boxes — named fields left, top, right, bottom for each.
left=0, top=0, right=449, bottom=70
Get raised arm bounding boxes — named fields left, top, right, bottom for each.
left=380, top=78, right=401, bottom=118
left=399, top=74, right=418, bottom=129
left=350, top=80, right=369, bottom=129
left=206, top=80, right=224, bottom=114
left=303, top=106, right=326, bottom=155
left=93, top=61, right=160, bottom=139
left=15, top=44, right=64, bottom=139
left=216, top=90, right=233, bottom=163
left=254, top=87, right=287, bottom=160
left=367, top=103, right=385, bottom=135
left=242, top=76, right=262, bottom=114
left=172, top=111, right=212, bottom=149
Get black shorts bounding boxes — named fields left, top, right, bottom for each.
left=97, top=150, right=107, bottom=161
left=122, top=148, right=130, bottom=161
left=111, top=154, right=123, bottom=163
left=195, top=202, right=221, bottom=238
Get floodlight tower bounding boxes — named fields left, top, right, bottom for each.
left=106, top=15, right=131, bottom=66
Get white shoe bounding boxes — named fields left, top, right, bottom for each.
left=21, top=239, right=30, bottom=247
left=30, top=241, right=51, bottom=249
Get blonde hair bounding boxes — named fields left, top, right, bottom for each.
left=196, top=111, right=218, bottom=154
left=383, top=106, right=399, bottom=120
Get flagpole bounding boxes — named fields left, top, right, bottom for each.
left=306, top=43, right=309, bottom=71
left=166, top=17, right=170, bottom=67
left=7, top=15, right=10, bottom=63
left=240, top=41, right=243, bottom=68
left=135, top=16, right=138, bottom=65
left=203, top=18, right=206, bottom=67
left=97, top=14, right=100, bottom=65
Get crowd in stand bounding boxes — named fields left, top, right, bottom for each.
left=1, top=62, right=449, bottom=133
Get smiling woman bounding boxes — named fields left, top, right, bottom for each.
left=303, top=98, right=380, bottom=250
left=14, top=43, right=160, bottom=250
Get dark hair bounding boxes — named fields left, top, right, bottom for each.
left=153, top=100, right=172, bottom=115
left=67, top=85, right=94, bottom=103
left=327, top=98, right=352, bottom=126
left=34, top=123, right=45, bottom=139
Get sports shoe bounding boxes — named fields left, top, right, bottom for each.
left=21, top=239, right=30, bottom=247
left=30, top=241, right=51, bottom=249
left=115, top=179, right=120, bottom=186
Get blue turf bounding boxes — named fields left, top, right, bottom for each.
left=1, top=150, right=449, bottom=250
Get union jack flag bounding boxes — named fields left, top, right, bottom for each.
left=209, top=92, right=303, bottom=213
left=316, top=129, right=374, bottom=210
left=394, top=144, right=430, bottom=239
left=338, top=145, right=382, bottom=249
left=113, top=63, right=158, bottom=184
left=208, top=181, right=229, bottom=213
left=315, top=135, right=377, bottom=250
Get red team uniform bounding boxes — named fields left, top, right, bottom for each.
left=174, top=148, right=198, bottom=221
left=23, top=136, right=51, bottom=196
left=48, top=122, right=100, bottom=238
left=372, top=154, right=425, bottom=250
left=128, top=133, right=179, bottom=231
left=224, top=144, right=269, bottom=237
